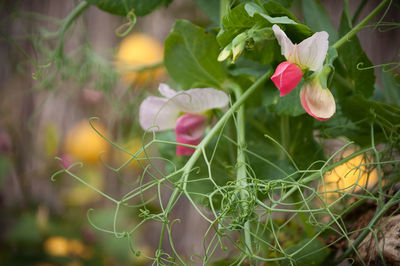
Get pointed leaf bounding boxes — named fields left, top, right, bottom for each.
left=165, top=20, right=226, bottom=89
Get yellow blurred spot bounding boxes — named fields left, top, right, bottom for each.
left=44, top=236, right=93, bottom=259
left=319, top=148, right=380, bottom=204
left=115, top=33, right=165, bottom=86
left=43, top=237, right=69, bottom=257
left=64, top=120, right=109, bottom=165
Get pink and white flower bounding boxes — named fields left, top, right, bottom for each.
left=139, top=84, right=229, bottom=156
left=300, top=78, right=336, bottom=121
left=271, top=24, right=329, bottom=95
left=271, top=24, right=336, bottom=120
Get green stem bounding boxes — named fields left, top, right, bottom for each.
left=182, top=71, right=271, bottom=190
left=157, top=71, right=271, bottom=254
left=333, top=0, right=389, bottom=50
left=220, top=0, right=230, bottom=27
left=270, top=146, right=374, bottom=209
left=55, top=1, right=90, bottom=59
left=230, top=82, right=253, bottom=258
left=292, top=193, right=315, bottom=238
left=335, top=188, right=400, bottom=263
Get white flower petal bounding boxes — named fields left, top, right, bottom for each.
left=158, top=83, right=177, bottom=98
left=297, top=31, right=329, bottom=72
left=272, top=24, right=295, bottom=61
left=139, top=96, right=180, bottom=132
left=171, top=88, right=229, bottom=113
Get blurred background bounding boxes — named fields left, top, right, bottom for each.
left=0, top=0, right=398, bottom=265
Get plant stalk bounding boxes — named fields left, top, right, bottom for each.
left=230, top=82, right=254, bottom=258
left=55, top=1, right=90, bottom=59
left=157, top=71, right=271, bottom=254
left=333, top=0, right=390, bottom=50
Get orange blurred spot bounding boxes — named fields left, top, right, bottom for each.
left=319, top=148, right=381, bottom=204
left=64, top=120, right=109, bottom=165
left=115, top=33, right=165, bottom=86
left=43, top=237, right=69, bottom=257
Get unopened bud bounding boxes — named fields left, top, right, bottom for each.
left=217, top=44, right=232, bottom=62
left=231, top=32, right=247, bottom=63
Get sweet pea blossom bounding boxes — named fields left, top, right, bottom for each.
left=139, top=84, right=229, bottom=156
left=271, top=24, right=336, bottom=120
left=271, top=24, right=329, bottom=95
left=300, top=77, right=336, bottom=121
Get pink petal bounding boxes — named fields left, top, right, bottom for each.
left=300, top=81, right=336, bottom=121
left=58, top=154, right=73, bottom=169
left=174, top=113, right=207, bottom=156
left=271, top=61, right=303, bottom=97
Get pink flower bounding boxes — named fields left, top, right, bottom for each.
left=139, top=84, right=229, bottom=156
left=272, top=25, right=329, bottom=72
left=271, top=61, right=303, bottom=96
left=174, top=114, right=207, bottom=156
left=300, top=78, right=336, bottom=121
left=271, top=24, right=329, bottom=96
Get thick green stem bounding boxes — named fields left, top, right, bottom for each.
left=230, top=82, right=253, bottom=257
left=157, top=71, right=271, bottom=253
left=55, top=1, right=90, bottom=59
left=333, top=0, right=390, bottom=50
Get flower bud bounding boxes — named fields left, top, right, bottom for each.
left=218, top=44, right=232, bottom=62
left=231, top=32, right=247, bottom=64
left=174, top=114, right=207, bottom=156
left=271, top=61, right=303, bottom=96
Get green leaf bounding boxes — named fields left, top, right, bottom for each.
left=273, top=80, right=306, bottom=116
left=381, top=70, right=400, bottom=106
left=85, top=0, right=171, bottom=16
left=228, top=57, right=270, bottom=77
left=165, top=20, right=226, bottom=89
left=217, top=3, right=266, bottom=47
left=280, top=238, right=330, bottom=265
left=261, top=1, right=312, bottom=43
left=194, top=0, right=220, bottom=25
left=260, top=0, right=293, bottom=8
left=301, top=0, right=338, bottom=42
left=337, top=11, right=375, bottom=98
left=245, top=3, right=297, bottom=25
left=342, top=94, right=400, bottom=128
